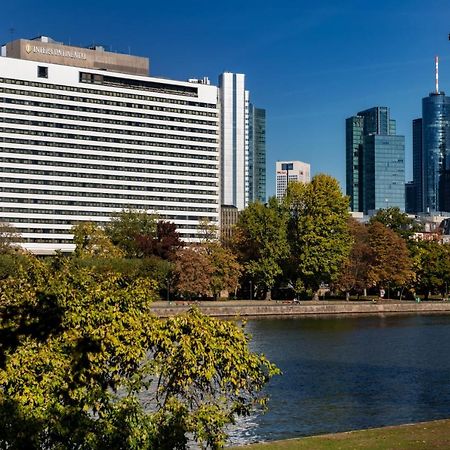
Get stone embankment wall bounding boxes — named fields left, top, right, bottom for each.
left=151, top=300, right=450, bottom=318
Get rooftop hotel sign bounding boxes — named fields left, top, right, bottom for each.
left=25, top=44, right=87, bottom=60
left=5, top=39, right=150, bottom=76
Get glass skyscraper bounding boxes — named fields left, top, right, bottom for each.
left=346, top=107, right=405, bottom=214
left=248, top=104, right=266, bottom=203
left=408, top=118, right=423, bottom=213
left=346, top=116, right=363, bottom=211
left=420, top=92, right=450, bottom=213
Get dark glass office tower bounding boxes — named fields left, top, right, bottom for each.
left=346, top=107, right=405, bottom=213
left=410, top=118, right=423, bottom=213
left=248, top=104, right=266, bottom=203
left=346, top=116, right=364, bottom=211
left=422, top=92, right=450, bottom=213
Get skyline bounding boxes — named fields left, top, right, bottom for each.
left=2, top=0, right=450, bottom=197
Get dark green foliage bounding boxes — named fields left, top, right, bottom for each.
left=284, top=174, right=352, bottom=297
left=233, top=198, right=289, bottom=299
left=369, top=207, right=422, bottom=240
left=105, top=208, right=157, bottom=258
left=413, top=240, right=450, bottom=298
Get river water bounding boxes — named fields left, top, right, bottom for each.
left=226, top=314, right=450, bottom=446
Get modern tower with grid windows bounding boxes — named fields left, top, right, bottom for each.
left=346, top=107, right=405, bottom=214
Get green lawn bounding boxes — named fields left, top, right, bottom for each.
left=229, top=419, right=450, bottom=449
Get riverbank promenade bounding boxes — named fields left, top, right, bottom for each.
left=151, top=299, right=450, bottom=318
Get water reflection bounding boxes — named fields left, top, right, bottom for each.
left=227, top=314, right=450, bottom=446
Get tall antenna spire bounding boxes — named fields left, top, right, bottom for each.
left=436, top=55, right=439, bottom=94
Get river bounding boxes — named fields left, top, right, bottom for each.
left=227, top=314, right=450, bottom=446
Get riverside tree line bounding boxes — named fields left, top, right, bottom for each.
left=1, top=173, right=449, bottom=302
left=65, top=173, right=450, bottom=301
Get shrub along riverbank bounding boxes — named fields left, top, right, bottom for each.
left=230, top=418, right=450, bottom=449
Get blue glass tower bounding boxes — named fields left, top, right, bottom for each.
left=421, top=92, right=450, bottom=213
left=346, top=107, right=405, bottom=214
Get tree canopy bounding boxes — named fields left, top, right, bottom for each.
left=284, top=174, right=352, bottom=298
left=369, top=207, right=422, bottom=240
left=0, top=254, right=279, bottom=449
left=233, top=198, right=289, bottom=299
left=105, top=208, right=157, bottom=258
left=335, top=218, right=372, bottom=296
left=367, top=221, right=414, bottom=292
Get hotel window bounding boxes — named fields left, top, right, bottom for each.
left=37, top=66, right=48, bottom=79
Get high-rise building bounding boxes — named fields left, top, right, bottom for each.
left=408, top=118, right=423, bottom=213
left=420, top=92, right=450, bottom=213
left=405, top=181, right=417, bottom=214
left=248, top=104, right=266, bottom=203
left=275, top=160, right=310, bottom=200
left=346, top=107, right=405, bottom=214
left=345, top=115, right=363, bottom=211
left=219, top=73, right=248, bottom=211
left=0, top=36, right=220, bottom=254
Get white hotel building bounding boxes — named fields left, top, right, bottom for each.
left=0, top=36, right=220, bottom=254
left=276, top=160, right=311, bottom=200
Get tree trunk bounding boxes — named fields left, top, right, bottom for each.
left=265, top=289, right=272, bottom=301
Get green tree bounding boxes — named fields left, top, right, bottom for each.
left=367, top=221, right=414, bottom=296
left=150, top=309, right=279, bottom=448
left=105, top=208, right=157, bottom=258
left=72, top=221, right=124, bottom=258
left=233, top=198, right=289, bottom=299
left=369, top=207, right=422, bottom=240
left=0, top=254, right=279, bottom=449
left=0, top=255, right=158, bottom=448
left=284, top=174, right=352, bottom=299
left=413, top=240, right=450, bottom=299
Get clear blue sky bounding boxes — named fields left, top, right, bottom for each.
left=2, top=0, right=450, bottom=197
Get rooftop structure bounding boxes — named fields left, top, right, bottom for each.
left=1, top=35, right=149, bottom=76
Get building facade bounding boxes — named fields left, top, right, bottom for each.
left=407, top=117, right=423, bottom=214
left=346, top=107, right=405, bottom=214
left=0, top=36, right=220, bottom=254
left=219, top=73, right=248, bottom=211
left=248, top=104, right=266, bottom=203
left=275, top=160, right=310, bottom=200
left=345, top=115, right=363, bottom=211
left=220, top=204, right=239, bottom=245
left=421, top=92, right=450, bottom=213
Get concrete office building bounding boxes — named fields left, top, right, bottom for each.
left=346, top=107, right=405, bottom=214
left=275, top=160, right=310, bottom=200
left=219, top=73, right=249, bottom=211
left=0, top=36, right=220, bottom=254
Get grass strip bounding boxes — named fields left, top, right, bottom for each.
left=230, top=419, right=450, bottom=449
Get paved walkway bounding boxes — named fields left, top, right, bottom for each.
left=151, top=299, right=450, bottom=318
